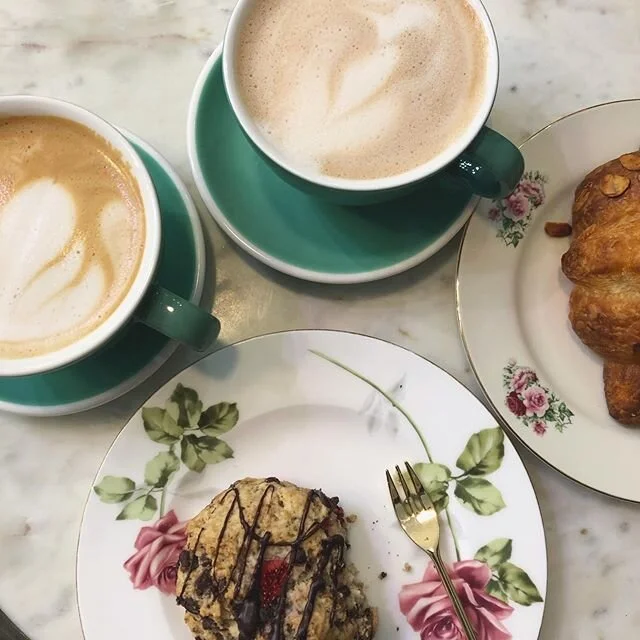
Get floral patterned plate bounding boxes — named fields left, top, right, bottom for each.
left=457, top=100, right=640, bottom=501
left=77, top=330, right=546, bottom=639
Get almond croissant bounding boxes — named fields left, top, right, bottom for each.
left=561, top=151, right=640, bottom=425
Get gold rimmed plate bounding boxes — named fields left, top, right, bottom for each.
left=457, top=99, right=640, bottom=502
left=77, top=330, right=546, bottom=639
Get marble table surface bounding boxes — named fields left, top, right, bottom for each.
left=1, top=0, right=640, bottom=638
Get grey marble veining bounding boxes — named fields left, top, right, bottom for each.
left=1, top=0, right=640, bottom=638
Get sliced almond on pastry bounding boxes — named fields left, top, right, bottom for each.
left=619, top=152, right=640, bottom=171
left=600, top=174, right=630, bottom=197
left=545, top=221, right=572, bottom=237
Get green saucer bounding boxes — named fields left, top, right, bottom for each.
left=0, top=134, right=204, bottom=415
left=188, top=47, right=477, bottom=283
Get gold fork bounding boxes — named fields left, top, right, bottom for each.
left=386, top=462, right=477, bottom=640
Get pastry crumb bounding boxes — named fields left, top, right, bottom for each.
left=346, top=513, right=358, bottom=523
left=403, top=562, right=413, bottom=572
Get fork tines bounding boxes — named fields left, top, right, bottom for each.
left=386, top=461, right=430, bottom=515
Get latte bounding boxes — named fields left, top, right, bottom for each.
left=235, top=0, right=488, bottom=180
left=0, top=116, right=145, bottom=359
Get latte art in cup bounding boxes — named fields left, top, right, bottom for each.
left=0, top=116, right=145, bottom=359
left=235, top=0, right=488, bottom=181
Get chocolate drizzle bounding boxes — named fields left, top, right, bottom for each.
left=178, top=527, right=204, bottom=601
left=234, top=532, right=271, bottom=637
left=176, top=478, right=349, bottom=639
left=296, top=535, right=345, bottom=639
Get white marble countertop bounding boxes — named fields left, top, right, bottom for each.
left=1, top=0, right=640, bottom=638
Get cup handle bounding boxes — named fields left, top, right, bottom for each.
left=445, top=126, right=524, bottom=199
left=134, top=284, right=221, bottom=351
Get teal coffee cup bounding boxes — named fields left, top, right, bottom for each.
left=0, top=96, right=220, bottom=378
left=222, top=0, right=524, bottom=206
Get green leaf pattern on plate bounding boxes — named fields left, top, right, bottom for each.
left=413, top=463, right=451, bottom=512
left=180, top=434, right=206, bottom=473
left=93, top=476, right=136, bottom=503
left=475, top=539, right=541, bottom=607
left=486, top=577, right=509, bottom=603
left=449, top=427, right=506, bottom=516
left=94, top=384, right=238, bottom=521
left=199, top=402, right=239, bottom=435
left=117, top=494, right=158, bottom=521
left=456, top=428, right=505, bottom=476
left=498, top=561, right=544, bottom=606
left=475, top=537, right=513, bottom=569
left=144, top=451, right=180, bottom=488
left=454, top=476, right=506, bottom=516
left=167, top=384, right=203, bottom=428
left=142, top=406, right=184, bottom=444
left=196, top=436, right=235, bottom=463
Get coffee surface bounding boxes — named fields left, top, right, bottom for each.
left=236, top=0, right=488, bottom=180
left=0, top=116, right=145, bottom=359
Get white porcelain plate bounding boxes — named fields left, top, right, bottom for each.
left=458, top=100, right=640, bottom=502
left=77, top=331, right=546, bottom=639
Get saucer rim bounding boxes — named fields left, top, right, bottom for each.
left=187, top=45, right=480, bottom=284
left=0, top=130, right=206, bottom=417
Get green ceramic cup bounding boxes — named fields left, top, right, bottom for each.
left=0, top=96, right=220, bottom=378
left=222, top=0, right=524, bottom=206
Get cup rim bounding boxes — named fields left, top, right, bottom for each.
left=0, top=95, right=161, bottom=377
left=222, top=0, right=500, bottom=192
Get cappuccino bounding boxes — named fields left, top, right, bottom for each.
left=235, top=0, right=488, bottom=180
left=0, top=116, right=145, bottom=359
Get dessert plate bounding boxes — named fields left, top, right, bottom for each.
left=78, top=330, right=546, bottom=639
left=457, top=99, right=640, bottom=501
left=0, top=132, right=205, bottom=416
left=187, top=47, right=478, bottom=284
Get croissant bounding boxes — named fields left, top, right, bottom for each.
left=561, top=151, right=640, bottom=425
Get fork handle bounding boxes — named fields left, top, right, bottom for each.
left=428, top=548, right=477, bottom=640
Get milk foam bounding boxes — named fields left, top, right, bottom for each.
left=0, top=117, right=145, bottom=359
left=236, top=0, right=488, bottom=180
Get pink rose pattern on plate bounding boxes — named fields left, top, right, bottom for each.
left=400, top=540, right=543, bottom=640
left=487, top=171, right=548, bottom=247
left=123, top=510, right=187, bottom=594
left=503, top=360, right=573, bottom=434
left=401, top=560, right=513, bottom=640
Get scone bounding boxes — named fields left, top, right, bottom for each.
left=176, top=477, right=377, bottom=640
